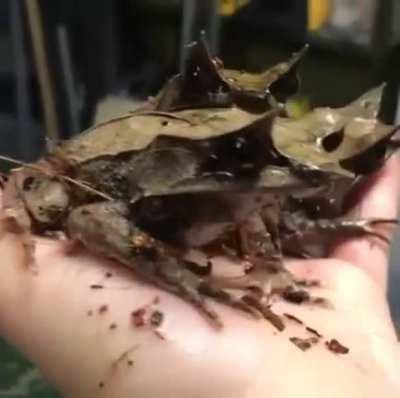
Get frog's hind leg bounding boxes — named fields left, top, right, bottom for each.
left=67, top=201, right=261, bottom=328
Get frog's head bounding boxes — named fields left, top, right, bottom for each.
left=2, top=163, right=70, bottom=232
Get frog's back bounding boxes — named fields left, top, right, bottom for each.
left=54, top=108, right=274, bottom=164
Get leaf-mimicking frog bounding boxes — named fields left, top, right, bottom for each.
left=1, top=39, right=399, bottom=327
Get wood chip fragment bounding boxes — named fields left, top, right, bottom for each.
left=306, top=326, right=323, bottom=338
left=150, top=310, right=164, bottom=327
left=99, top=304, right=108, bottom=314
left=90, top=284, right=104, bottom=290
left=290, top=336, right=319, bottom=351
left=283, top=313, right=303, bottom=325
left=132, top=308, right=146, bottom=327
left=325, top=339, right=349, bottom=354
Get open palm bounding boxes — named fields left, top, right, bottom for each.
left=0, top=157, right=399, bottom=398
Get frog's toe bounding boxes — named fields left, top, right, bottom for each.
left=156, top=259, right=261, bottom=327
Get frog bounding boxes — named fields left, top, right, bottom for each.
left=1, top=42, right=399, bottom=328
left=2, top=105, right=322, bottom=327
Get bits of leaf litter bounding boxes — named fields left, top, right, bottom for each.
left=132, top=308, right=147, bottom=327
left=99, top=304, right=108, bottom=314
left=283, top=313, right=303, bottom=325
left=290, top=337, right=318, bottom=351
left=282, top=287, right=310, bottom=304
left=150, top=310, right=164, bottom=327
left=90, top=284, right=104, bottom=290
left=306, top=326, right=323, bottom=338
left=325, top=339, right=349, bottom=354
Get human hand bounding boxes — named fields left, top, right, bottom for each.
left=0, top=157, right=399, bottom=398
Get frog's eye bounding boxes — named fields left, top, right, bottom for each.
left=235, top=137, right=247, bottom=150
left=321, top=130, right=344, bottom=152
left=233, top=136, right=254, bottom=159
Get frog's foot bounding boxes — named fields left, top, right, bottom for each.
left=153, top=258, right=262, bottom=328
left=67, top=201, right=262, bottom=328
left=209, top=264, right=296, bottom=300
left=323, top=218, right=398, bottom=244
left=281, top=217, right=398, bottom=258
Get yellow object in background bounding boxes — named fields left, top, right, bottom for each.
left=308, top=0, right=331, bottom=31
left=219, top=0, right=251, bottom=16
left=286, top=96, right=311, bottom=119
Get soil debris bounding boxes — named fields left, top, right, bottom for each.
left=90, top=284, right=104, bottom=290
left=150, top=310, right=164, bottom=327
left=325, top=339, right=349, bottom=354
left=290, top=336, right=319, bottom=351
left=132, top=308, right=146, bottom=327
left=306, top=326, right=323, bottom=338
left=99, top=304, right=108, bottom=314
left=283, top=313, right=303, bottom=325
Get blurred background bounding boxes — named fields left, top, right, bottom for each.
left=0, top=1, right=400, bottom=396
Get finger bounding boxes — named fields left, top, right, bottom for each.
left=330, top=154, right=400, bottom=290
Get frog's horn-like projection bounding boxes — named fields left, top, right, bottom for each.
left=271, top=85, right=400, bottom=177
left=155, top=37, right=308, bottom=113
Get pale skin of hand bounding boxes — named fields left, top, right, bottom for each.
left=0, top=157, right=400, bottom=398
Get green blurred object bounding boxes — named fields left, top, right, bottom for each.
left=286, top=95, right=311, bottom=118
left=0, top=338, right=59, bottom=398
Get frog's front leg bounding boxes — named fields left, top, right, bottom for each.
left=208, top=212, right=297, bottom=302
left=66, top=201, right=261, bottom=327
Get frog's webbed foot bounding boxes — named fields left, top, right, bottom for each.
left=280, top=216, right=398, bottom=258
left=321, top=218, right=398, bottom=244
left=67, top=201, right=263, bottom=328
